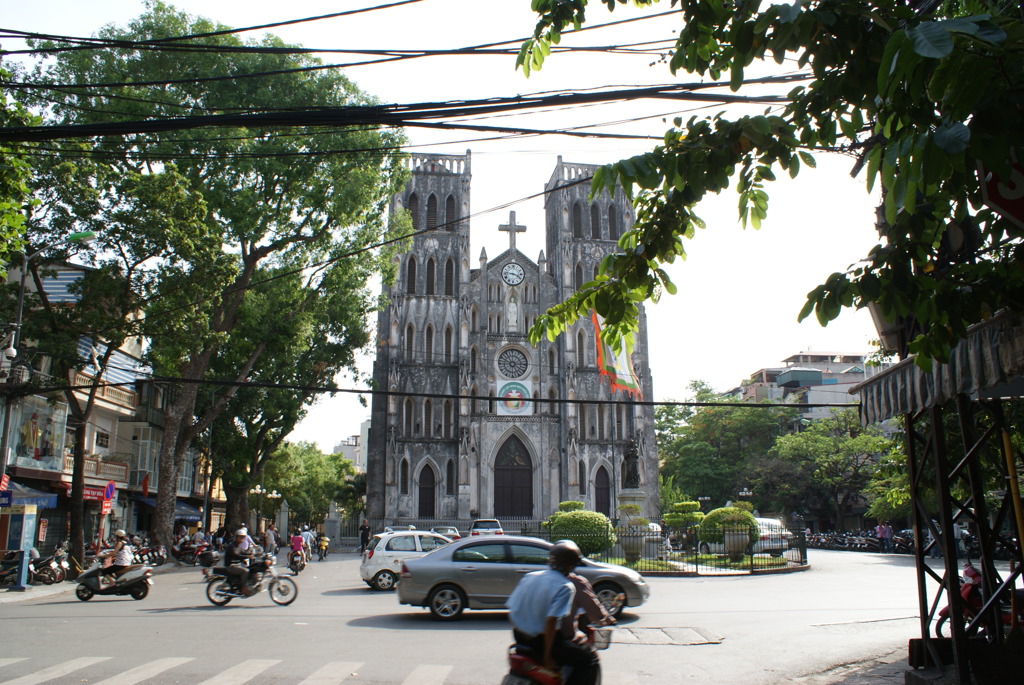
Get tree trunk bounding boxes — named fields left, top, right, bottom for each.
left=69, top=420, right=87, bottom=578
left=224, top=484, right=249, bottom=531
left=154, top=403, right=185, bottom=551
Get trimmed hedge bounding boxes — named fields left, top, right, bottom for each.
left=697, top=507, right=759, bottom=545
left=546, top=509, right=617, bottom=556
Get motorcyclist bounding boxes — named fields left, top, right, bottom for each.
left=300, top=527, right=315, bottom=560
left=506, top=540, right=600, bottom=685
left=224, top=529, right=255, bottom=595
left=99, top=530, right=133, bottom=588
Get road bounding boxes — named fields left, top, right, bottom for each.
left=0, top=550, right=933, bottom=684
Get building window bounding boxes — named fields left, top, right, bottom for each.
left=608, top=205, right=619, bottom=241
left=425, top=325, right=434, bottom=363
left=408, top=194, right=420, bottom=231
left=470, top=346, right=478, bottom=374
left=532, top=391, right=539, bottom=415
left=424, top=400, right=433, bottom=437
left=445, top=259, right=455, bottom=295
left=548, top=387, right=557, bottom=415
left=445, top=195, right=456, bottom=231
left=471, top=306, right=478, bottom=331
left=591, top=203, right=601, bottom=239
left=579, top=405, right=587, bottom=440
left=488, top=390, right=495, bottom=414
left=446, top=459, right=456, bottom=495
left=444, top=326, right=453, bottom=363
left=574, top=263, right=583, bottom=290
left=443, top=400, right=453, bottom=438
left=427, top=193, right=438, bottom=229
left=406, top=256, right=417, bottom=294
left=597, top=406, right=605, bottom=439
left=572, top=203, right=582, bottom=238
left=95, top=431, right=110, bottom=449
left=426, top=258, right=436, bottom=295
left=578, top=461, right=586, bottom=495
left=405, top=324, right=415, bottom=361
left=400, top=459, right=409, bottom=494
left=577, top=329, right=585, bottom=367
left=548, top=348, right=556, bottom=375
left=404, top=399, right=413, bottom=435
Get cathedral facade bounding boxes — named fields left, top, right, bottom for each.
left=366, top=152, right=657, bottom=522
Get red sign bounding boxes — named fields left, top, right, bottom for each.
left=38, top=519, right=48, bottom=542
left=61, top=483, right=108, bottom=501
left=980, top=161, right=1024, bottom=228
left=101, top=499, right=112, bottom=515
left=0, top=473, right=8, bottom=491
left=104, top=481, right=117, bottom=500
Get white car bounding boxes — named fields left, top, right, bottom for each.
left=360, top=530, right=452, bottom=590
left=698, top=517, right=793, bottom=557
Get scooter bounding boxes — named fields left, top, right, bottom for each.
left=75, top=560, right=153, bottom=601
left=288, top=549, right=306, bottom=575
left=502, top=623, right=612, bottom=685
left=318, top=536, right=330, bottom=561
left=935, top=560, right=1024, bottom=637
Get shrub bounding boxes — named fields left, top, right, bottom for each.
left=697, top=507, right=759, bottom=545
left=546, top=509, right=616, bottom=556
left=558, top=501, right=585, bottom=512
left=663, top=501, right=705, bottom=529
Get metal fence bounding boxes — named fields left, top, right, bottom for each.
left=336, top=519, right=807, bottom=575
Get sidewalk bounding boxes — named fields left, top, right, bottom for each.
left=0, top=560, right=187, bottom=604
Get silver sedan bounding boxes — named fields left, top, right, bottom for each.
left=396, top=535, right=650, bottom=620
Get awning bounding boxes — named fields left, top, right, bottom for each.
left=852, top=311, right=1024, bottom=424
left=135, top=496, right=202, bottom=522
left=8, top=482, right=58, bottom=509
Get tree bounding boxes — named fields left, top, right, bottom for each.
left=770, top=409, right=891, bottom=526
left=19, top=3, right=409, bottom=547
left=0, top=67, right=36, bottom=275
left=522, top=1, right=1024, bottom=368
left=266, top=442, right=358, bottom=528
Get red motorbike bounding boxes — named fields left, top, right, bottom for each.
left=502, top=624, right=612, bottom=685
left=935, top=561, right=1024, bottom=637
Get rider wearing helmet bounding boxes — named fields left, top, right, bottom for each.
left=506, top=540, right=600, bottom=685
left=224, top=528, right=256, bottom=595
left=99, top=529, right=134, bottom=587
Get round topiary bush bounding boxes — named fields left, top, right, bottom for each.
left=546, top=509, right=616, bottom=556
left=697, top=507, right=759, bottom=546
left=663, top=501, right=705, bottom=529
left=558, top=501, right=585, bottom=512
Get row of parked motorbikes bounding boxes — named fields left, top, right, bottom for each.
left=0, top=544, right=71, bottom=586
left=807, top=529, right=1019, bottom=560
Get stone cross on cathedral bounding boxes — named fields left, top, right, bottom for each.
left=499, top=211, right=526, bottom=250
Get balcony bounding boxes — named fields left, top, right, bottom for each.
left=72, top=370, right=136, bottom=410
left=62, top=454, right=129, bottom=483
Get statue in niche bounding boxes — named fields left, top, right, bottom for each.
left=622, top=440, right=641, bottom=489
left=567, top=427, right=578, bottom=457
left=507, top=292, right=519, bottom=332
left=566, top=361, right=576, bottom=391
left=387, top=425, right=397, bottom=457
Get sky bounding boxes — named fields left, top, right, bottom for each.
left=2, top=0, right=883, bottom=453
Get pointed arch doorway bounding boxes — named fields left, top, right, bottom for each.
left=494, top=435, right=533, bottom=517
left=595, top=466, right=611, bottom=516
left=418, top=464, right=436, bottom=518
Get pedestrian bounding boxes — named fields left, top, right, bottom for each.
left=359, top=519, right=371, bottom=553
left=264, top=524, right=277, bottom=554
left=875, top=521, right=886, bottom=553
left=883, top=521, right=894, bottom=553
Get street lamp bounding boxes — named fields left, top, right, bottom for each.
left=698, top=496, right=711, bottom=510
left=0, top=231, right=95, bottom=477
left=249, top=484, right=281, bottom=530
left=738, top=488, right=753, bottom=498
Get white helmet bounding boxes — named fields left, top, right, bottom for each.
left=113, top=529, right=127, bottom=539
left=235, top=529, right=247, bottom=537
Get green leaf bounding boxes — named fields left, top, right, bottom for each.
left=908, top=21, right=954, bottom=59
left=933, top=122, right=970, bottom=154
left=730, top=61, right=744, bottom=92
left=798, top=151, right=816, bottom=168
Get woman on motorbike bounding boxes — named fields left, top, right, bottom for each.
left=99, top=530, right=133, bottom=588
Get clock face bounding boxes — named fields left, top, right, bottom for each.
left=498, top=348, right=529, bottom=379
left=502, top=262, right=525, bottom=285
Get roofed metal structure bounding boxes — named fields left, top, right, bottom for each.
left=851, top=311, right=1024, bottom=683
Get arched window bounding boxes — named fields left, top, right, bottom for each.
left=574, top=263, right=583, bottom=290
left=572, top=203, right=583, bottom=238
left=608, top=205, right=619, bottom=241
left=424, top=400, right=433, bottom=436
left=488, top=389, right=495, bottom=414
left=426, top=194, right=438, bottom=229
left=595, top=466, right=611, bottom=515
left=593, top=264, right=599, bottom=280
left=589, top=404, right=597, bottom=437
left=418, top=464, right=435, bottom=518
left=408, top=194, right=420, bottom=231
left=471, top=306, right=478, bottom=331
left=579, top=405, right=588, bottom=440
left=577, top=329, right=586, bottom=366
left=446, top=458, right=456, bottom=495
left=443, top=399, right=453, bottom=438
left=548, top=348, right=556, bottom=375
left=597, top=406, right=605, bottom=439
left=578, top=461, right=587, bottom=495
left=403, top=398, right=413, bottom=435
left=406, top=256, right=417, bottom=294
left=471, top=384, right=479, bottom=413
left=426, top=258, right=436, bottom=295
left=445, top=259, right=455, bottom=295
left=444, top=326, right=453, bottom=363
left=405, top=324, right=415, bottom=361
left=470, top=346, right=478, bottom=373
left=591, top=204, right=601, bottom=239
left=399, top=459, right=409, bottom=494
left=547, top=387, right=557, bottom=415
left=445, top=195, right=456, bottom=231
left=425, top=325, right=434, bottom=363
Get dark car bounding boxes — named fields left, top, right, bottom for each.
left=396, top=534, right=649, bottom=620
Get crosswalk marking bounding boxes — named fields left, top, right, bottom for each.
left=0, top=657, right=111, bottom=685
left=91, top=657, right=194, bottom=685
left=0, top=662, right=26, bottom=671
left=297, top=661, right=363, bottom=685
left=400, top=665, right=453, bottom=685
left=194, top=659, right=280, bottom=685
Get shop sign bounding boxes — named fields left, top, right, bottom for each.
left=38, top=519, right=48, bottom=541
left=101, top=499, right=112, bottom=515
left=61, top=483, right=108, bottom=500
left=0, top=491, right=11, bottom=507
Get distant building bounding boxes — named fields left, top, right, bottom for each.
left=366, top=152, right=658, bottom=522
left=333, top=433, right=364, bottom=472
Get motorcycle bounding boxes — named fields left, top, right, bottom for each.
left=75, top=560, right=153, bottom=601
left=288, top=549, right=306, bottom=575
left=935, top=560, right=1024, bottom=637
left=318, top=536, right=330, bottom=561
left=29, top=553, right=61, bottom=585
left=172, top=539, right=209, bottom=565
left=205, top=553, right=298, bottom=606
left=502, top=623, right=612, bottom=685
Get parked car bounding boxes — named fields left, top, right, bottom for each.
left=468, top=519, right=503, bottom=536
left=698, top=517, right=793, bottom=557
left=360, top=530, right=452, bottom=591
left=430, top=525, right=461, bottom=540
left=397, top=535, right=649, bottom=620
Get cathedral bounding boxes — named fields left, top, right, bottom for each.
left=366, top=152, right=657, bottom=522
